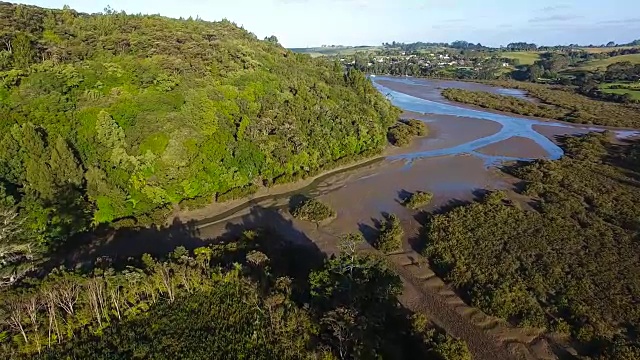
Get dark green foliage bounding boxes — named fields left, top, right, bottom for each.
left=388, top=125, right=412, bottom=146
left=37, top=283, right=312, bottom=359
left=404, top=191, right=433, bottom=210
left=443, top=82, right=640, bottom=127
left=388, top=119, right=428, bottom=146
left=178, top=195, right=215, bottom=210
left=0, top=2, right=400, bottom=276
left=309, top=234, right=406, bottom=359
left=405, top=119, right=428, bottom=136
left=442, top=88, right=566, bottom=119
left=291, top=198, right=336, bottom=223
left=410, top=314, right=472, bottom=360
left=374, top=213, right=404, bottom=253
left=216, top=184, right=259, bottom=203
left=0, top=229, right=461, bottom=359
left=423, top=133, right=640, bottom=357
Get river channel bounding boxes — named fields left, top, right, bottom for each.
left=77, top=77, right=637, bottom=260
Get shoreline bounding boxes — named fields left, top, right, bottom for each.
left=163, top=74, right=640, bottom=230
left=376, top=76, right=640, bottom=132
left=173, top=129, right=429, bottom=226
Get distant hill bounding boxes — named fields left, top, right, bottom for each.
left=499, top=51, right=541, bottom=66
left=0, top=2, right=398, bottom=254
left=574, top=53, right=640, bottom=70
left=290, top=45, right=381, bottom=57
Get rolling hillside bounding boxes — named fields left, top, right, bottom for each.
left=500, top=51, right=541, bottom=65
left=576, top=53, right=640, bottom=70
left=0, top=2, right=399, bottom=268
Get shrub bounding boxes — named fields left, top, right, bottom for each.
left=179, top=195, right=214, bottom=210
left=411, top=313, right=471, bottom=360
left=404, top=119, right=428, bottom=136
left=404, top=191, right=433, bottom=210
left=291, top=198, right=336, bottom=223
left=388, top=125, right=413, bottom=146
left=216, top=184, right=259, bottom=203
left=430, top=335, right=472, bottom=360
left=375, top=214, right=403, bottom=253
left=388, top=120, right=429, bottom=147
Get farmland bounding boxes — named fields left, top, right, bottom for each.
left=600, top=82, right=640, bottom=100
left=575, top=53, right=640, bottom=70
left=579, top=46, right=640, bottom=53
left=499, top=51, right=541, bottom=65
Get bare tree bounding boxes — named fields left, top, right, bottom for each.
left=108, top=285, right=122, bottom=321
left=338, top=233, right=364, bottom=276
left=86, top=278, right=106, bottom=327
left=42, top=289, right=62, bottom=345
left=4, top=300, right=28, bottom=344
left=25, top=295, right=42, bottom=354
left=0, top=32, right=12, bottom=53
left=157, top=263, right=175, bottom=303
left=52, top=277, right=81, bottom=316
left=321, top=307, right=357, bottom=360
left=0, top=208, right=37, bottom=287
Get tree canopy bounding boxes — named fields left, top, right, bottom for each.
left=0, top=2, right=399, bottom=282
left=0, top=230, right=469, bottom=359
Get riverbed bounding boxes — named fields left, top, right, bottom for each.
left=192, top=76, right=639, bottom=247
left=77, top=76, right=637, bottom=259
left=68, top=76, right=638, bottom=360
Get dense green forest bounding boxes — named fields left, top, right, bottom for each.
left=442, top=85, right=640, bottom=127
left=423, top=133, right=640, bottom=358
left=0, top=230, right=469, bottom=359
left=0, top=2, right=400, bottom=283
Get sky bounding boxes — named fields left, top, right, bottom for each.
left=16, top=0, right=640, bottom=48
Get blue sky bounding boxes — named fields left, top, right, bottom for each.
left=16, top=0, right=640, bottom=47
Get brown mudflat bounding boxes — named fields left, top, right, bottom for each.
left=377, top=78, right=535, bottom=103
left=476, top=136, right=550, bottom=158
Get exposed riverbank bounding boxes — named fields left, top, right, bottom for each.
left=172, top=118, right=432, bottom=225
left=65, top=76, right=610, bottom=360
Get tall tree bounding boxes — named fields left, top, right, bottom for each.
left=11, top=32, right=33, bottom=69
left=49, top=136, right=84, bottom=187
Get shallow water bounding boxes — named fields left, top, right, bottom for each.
left=184, top=77, right=640, bottom=236
left=373, top=76, right=637, bottom=165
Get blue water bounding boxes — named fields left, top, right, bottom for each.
left=372, top=76, right=636, bottom=166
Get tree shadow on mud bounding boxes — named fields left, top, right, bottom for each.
left=47, top=217, right=205, bottom=272
left=45, top=205, right=327, bottom=291
left=358, top=223, right=379, bottom=246
left=288, top=194, right=310, bottom=213
left=220, top=205, right=327, bottom=297
left=357, top=214, right=386, bottom=246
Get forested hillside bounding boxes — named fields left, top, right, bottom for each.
left=423, top=133, right=640, bottom=359
left=0, top=2, right=399, bottom=282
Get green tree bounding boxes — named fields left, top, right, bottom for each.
left=11, top=32, right=33, bottom=69
left=310, top=233, right=403, bottom=358
left=49, top=136, right=84, bottom=187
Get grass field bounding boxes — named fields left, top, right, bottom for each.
left=575, top=53, right=640, bottom=70
left=499, top=51, right=541, bottom=65
left=599, top=82, right=640, bottom=100
left=580, top=46, right=639, bottom=54
left=290, top=46, right=381, bottom=57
